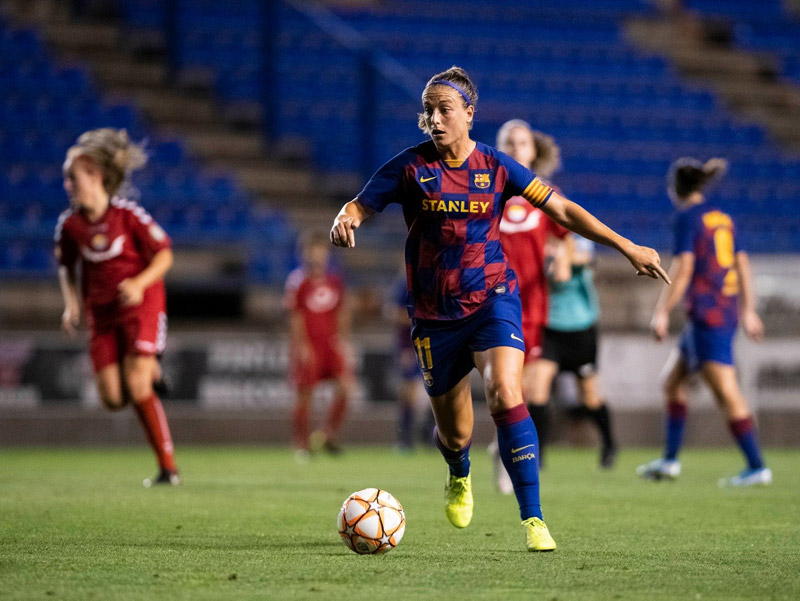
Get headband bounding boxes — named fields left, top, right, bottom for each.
left=430, top=79, right=472, bottom=106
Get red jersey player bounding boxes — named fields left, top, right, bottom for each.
left=55, top=128, right=178, bottom=486
left=285, top=232, right=352, bottom=461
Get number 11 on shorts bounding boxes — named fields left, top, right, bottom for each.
left=414, top=337, right=433, bottom=370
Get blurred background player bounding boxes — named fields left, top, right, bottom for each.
left=639, top=158, right=771, bottom=487
left=285, top=232, right=353, bottom=462
left=331, top=66, right=669, bottom=552
left=55, top=128, right=178, bottom=487
left=490, top=121, right=570, bottom=492
left=535, top=233, right=617, bottom=469
left=389, top=274, right=433, bottom=452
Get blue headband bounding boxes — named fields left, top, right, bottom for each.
left=430, top=80, right=472, bottom=106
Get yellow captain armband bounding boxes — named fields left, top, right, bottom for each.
left=522, top=178, right=554, bottom=207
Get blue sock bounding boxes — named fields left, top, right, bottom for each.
left=729, top=417, right=764, bottom=470
left=398, top=405, right=414, bottom=448
left=665, top=401, right=687, bottom=461
left=493, top=404, right=542, bottom=521
left=433, top=427, right=471, bottom=478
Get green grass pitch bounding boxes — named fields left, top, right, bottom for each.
left=2, top=446, right=799, bottom=601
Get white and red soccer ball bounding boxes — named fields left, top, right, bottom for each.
left=337, top=488, right=406, bottom=555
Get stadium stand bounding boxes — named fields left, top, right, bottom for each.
left=112, top=0, right=800, bottom=258
left=0, top=9, right=294, bottom=285
left=3, top=0, right=800, bottom=289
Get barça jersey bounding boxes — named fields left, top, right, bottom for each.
left=357, top=140, right=553, bottom=321
left=54, top=197, right=170, bottom=323
left=673, top=203, right=741, bottom=329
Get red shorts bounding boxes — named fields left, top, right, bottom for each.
left=292, top=345, right=346, bottom=389
left=522, top=321, right=545, bottom=364
left=88, top=309, right=167, bottom=372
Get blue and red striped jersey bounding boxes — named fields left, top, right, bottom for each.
left=673, top=203, right=742, bottom=329
left=357, top=140, right=553, bottom=320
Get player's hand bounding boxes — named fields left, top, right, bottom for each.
left=650, top=309, right=669, bottom=341
left=118, top=278, right=145, bottom=307
left=551, top=255, right=572, bottom=283
left=623, top=242, right=671, bottom=284
left=742, top=309, right=765, bottom=342
left=61, top=304, right=80, bottom=337
left=331, top=214, right=359, bottom=248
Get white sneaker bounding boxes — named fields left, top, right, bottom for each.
left=719, top=467, right=772, bottom=488
left=636, top=458, right=681, bottom=481
left=488, top=440, right=514, bottom=495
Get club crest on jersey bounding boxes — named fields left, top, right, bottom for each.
left=90, top=233, right=108, bottom=250
left=473, top=173, right=491, bottom=189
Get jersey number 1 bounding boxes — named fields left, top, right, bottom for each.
left=414, top=337, right=433, bottom=370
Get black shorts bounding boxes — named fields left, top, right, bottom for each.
left=541, top=326, right=598, bottom=377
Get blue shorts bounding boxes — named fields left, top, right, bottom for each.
left=410, top=292, right=525, bottom=397
left=678, top=321, right=736, bottom=372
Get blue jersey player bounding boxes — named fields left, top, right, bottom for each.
left=638, top=158, right=771, bottom=487
left=331, top=66, right=669, bottom=552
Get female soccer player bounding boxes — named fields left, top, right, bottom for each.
left=331, top=66, right=668, bottom=551
left=285, top=232, right=353, bottom=461
left=55, top=128, right=178, bottom=486
left=638, top=158, right=771, bottom=487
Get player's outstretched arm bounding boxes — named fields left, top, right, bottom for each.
left=540, top=192, right=671, bottom=283
left=651, top=253, right=694, bottom=340
left=331, top=200, right=374, bottom=248
left=735, top=251, right=764, bottom=342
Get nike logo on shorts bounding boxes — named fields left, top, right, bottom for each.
left=511, top=333, right=523, bottom=342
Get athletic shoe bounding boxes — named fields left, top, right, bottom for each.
left=522, top=517, right=557, bottom=552
left=718, top=467, right=772, bottom=488
left=444, top=473, right=473, bottom=528
left=600, top=443, right=618, bottom=469
left=143, top=468, right=180, bottom=488
left=488, top=440, right=514, bottom=495
left=636, top=458, right=681, bottom=481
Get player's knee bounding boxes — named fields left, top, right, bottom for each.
left=485, top=379, right=522, bottom=413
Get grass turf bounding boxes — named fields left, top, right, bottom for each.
left=1, top=446, right=799, bottom=601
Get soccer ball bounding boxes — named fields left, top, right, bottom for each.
left=337, top=488, right=406, bottom=555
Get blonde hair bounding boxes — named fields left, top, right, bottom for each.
left=418, top=66, right=478, bottom=134
left=496, top=120, right=562, bottom=179
left=63, top=128, right=148, bottom=197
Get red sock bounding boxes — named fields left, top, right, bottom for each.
left=133, top=393, right=176, bottom=472
left=325, top=393, right=348, bottom=440
left=293, top=403, right=310, bottom=450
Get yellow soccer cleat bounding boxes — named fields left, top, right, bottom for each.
left=444, top=473, right=473, bottom=528
left=522, top=517, right=557, bottom=552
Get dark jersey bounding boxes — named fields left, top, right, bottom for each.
left=357, top=140, right=553, bottom=321
left=673, top=204, right=741, bottom=328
